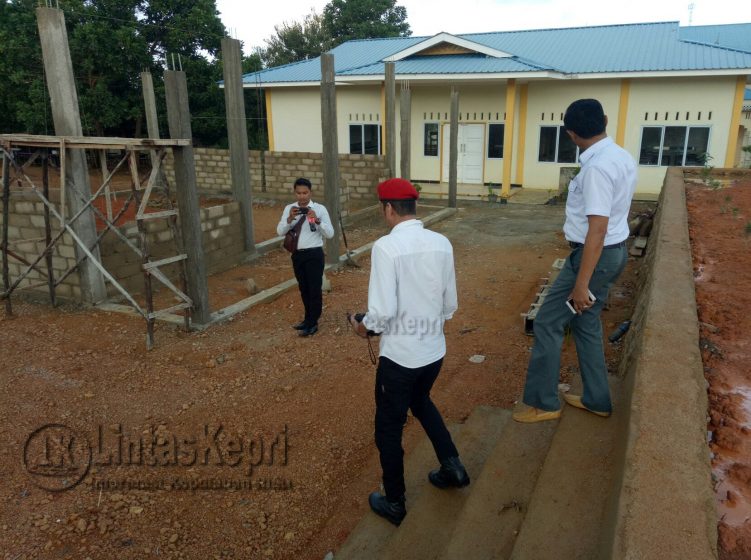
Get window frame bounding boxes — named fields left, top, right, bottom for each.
left=537, top=125, right=579, bottom=164
left=487, top=123, right=505, bottom=160
left=638, top=125, right=712, bottom=167
left=348, top=123, right=382, bottom=155
left=423, top=122, right=440, bottom=157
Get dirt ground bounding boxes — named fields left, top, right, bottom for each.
left=0, top=201, right=642, bottom=560
left=686, top=177, right=751, bottom=560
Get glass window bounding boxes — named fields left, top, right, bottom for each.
left=558, top=127, right=577, bottom=163
left=424, top=123, right=439, bottom=157
left=661, top=126, right=687, bottom=167
left=538, top=126, right=557, bottom=162
left=638, top=126, right=710, bottom=166
left=685, top=127, right=710, bottom=166
left=487, top=124, right=505, bottom=159
left=349, top=125, right=362, bottom=155
left=639, top=127, right=662, bottom=165
left=363, top=124, right=380, bottom=155
left=349, top=124, right=382, bottom=155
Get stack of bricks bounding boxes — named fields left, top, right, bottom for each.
left=0, top=192, right=82, bottom=301
left=163, top=148, right=389, bottom=202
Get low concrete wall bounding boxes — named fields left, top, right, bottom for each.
left=163, top=148, right=388, bottom=202
left=605, top=168, right=717, bottom=558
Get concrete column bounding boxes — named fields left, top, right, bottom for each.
left=448, top=88, right=459, bottom=208
left=320, top=54, right=341, bottom=266
left=221, top=37, right=256, bottom=254
left=400, top=85, right=411, bottom=179
left=164, top=70, right=211, bottom=324
left=36, top=7, right=107, bottom=304
left=501, top=78, right=517, bottom=198
left=141, top=71, right=161, bottom=169
left=384, top=62, right=396, bottom=177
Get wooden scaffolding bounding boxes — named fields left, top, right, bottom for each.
left=0, top=133, right=194, bottom=349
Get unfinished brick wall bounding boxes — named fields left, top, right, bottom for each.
left=163, top=148, right=388, bottom=202
left=1, top=192, right=245, bottom=302
left=0, top=192, right=82, bottom=301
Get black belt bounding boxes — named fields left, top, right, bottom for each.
left=568, top=240, right=626, bottom=250
left=295, top=246, right=323, bottom=253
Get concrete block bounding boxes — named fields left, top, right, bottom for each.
left=217, top=216, right=231, bottom=227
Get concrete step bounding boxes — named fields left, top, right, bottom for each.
left=438, top=415, right=559, bottom=560
left=509, top=379, right=623, bottom=560
left=335, top=405, right=510, bottom=560
left=378, top=406, right=512, bottom=560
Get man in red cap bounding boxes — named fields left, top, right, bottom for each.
left=349, top=178, right=468, bottom=526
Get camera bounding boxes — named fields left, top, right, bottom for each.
left=347, top=312, right=380, bottom=336
left=297, top=206, right=309, bottom=215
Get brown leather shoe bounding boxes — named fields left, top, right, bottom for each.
left=512, top=405, right=561, bottom=423
left=562, top=394, right=611, bottom=417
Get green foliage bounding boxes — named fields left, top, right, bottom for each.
left=260, top=0, right=411, bottom=69
left=0, top=0, right=232, bottom=147
left=261, top=11, right=331, bottom=68
left=745, top=221, right=751, bottom=235
left=322, top=0, right=410, bottom=45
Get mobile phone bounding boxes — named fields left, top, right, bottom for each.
left=566, top=290, right=596, bottom=314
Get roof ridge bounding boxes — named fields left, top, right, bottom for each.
left=458, top=20, right=678, bottom=37
left=680, top=38, right=751, bottom=56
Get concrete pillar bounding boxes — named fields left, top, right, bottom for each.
left=164, top=70, right=211, bottom=324
left=384, top=62, right=396, bottom=177
left=400, top=85, right=411, bottom=179
left=501, top=79, right=517, bottom=198
left=141, top=71, right=161, bottom=169
left=320, top=53, right=341, bottom=266
left=221, top=37, right=256, bottom=254
left=36, top=7, right=107, bottom=304
left=448, top=88, right=459, bottom=208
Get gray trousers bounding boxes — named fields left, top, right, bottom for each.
left=522, top=244, right=627, bottom=413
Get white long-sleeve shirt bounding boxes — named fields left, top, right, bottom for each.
left=363, top=219, right=458, bottom=369
left=276, top=201, right=335, bottom=249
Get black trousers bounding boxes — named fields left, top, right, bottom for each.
left=375, top=356, right=458, bottom=500
left=291, top=247, right=324, bottom=327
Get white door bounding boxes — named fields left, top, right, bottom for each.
left=442, top=124, right=484, bottom=184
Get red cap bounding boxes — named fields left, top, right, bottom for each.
left=377, top=178, right=419, bottom=201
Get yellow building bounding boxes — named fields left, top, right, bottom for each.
left=244, top=22, right=751, bottom=199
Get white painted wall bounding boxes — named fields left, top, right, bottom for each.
left=269, top=88, right=323, bottom=152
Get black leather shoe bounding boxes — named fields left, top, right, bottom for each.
left=292, top=321, right=307, bottom=330
left=428, top=456, right=470, bottom=489
left=368, top=492, right=406, bottom=526
left=299, top=324, right=318, bottom=337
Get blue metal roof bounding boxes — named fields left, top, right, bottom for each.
left=679, top=24, right=751, bottom=54
left=243, top=21, right=751, bottom=85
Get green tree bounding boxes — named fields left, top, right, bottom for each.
left=322, top=0, right=410, bottom=46
left=0, top=0, right=230, bottom=146
left=261, top=11, right=331, bottom=68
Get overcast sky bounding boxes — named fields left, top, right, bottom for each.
left=215, top=0, right=751, bottom=56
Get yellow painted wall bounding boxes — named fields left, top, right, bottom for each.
left=270, top=88, right=323, bottom=152
left=522, top=80, right=622, bottom=191
left=624, top=76, right=737, bottom=194
left=267, top=75, right=742, bottom=196
left=407, top=84, right=509, bottom=182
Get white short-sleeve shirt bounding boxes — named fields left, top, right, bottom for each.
left=563, top=137, right=637, bottom=245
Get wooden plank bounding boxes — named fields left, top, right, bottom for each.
left=136, top=209, right=177, bottom=220
left=148, top=301, right=192, bottom=320
left=142, top=254, right=187, bottom=271
left=0, top=134, right=190, bottom=148
left=149, top=266, right=192, bottom=306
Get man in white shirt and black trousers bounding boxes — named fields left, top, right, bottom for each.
left=513, top=98, right=637, bottom=423
left=277, top=177, right=335, bottom=337
left=349, top=178, right=469, bottom=526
